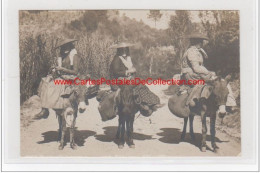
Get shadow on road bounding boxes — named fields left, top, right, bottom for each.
left=95, top=126, right=153, bottom=145
left=157, top=128, right=229, bottom=151
left=37, top=128, right=96, bottom=146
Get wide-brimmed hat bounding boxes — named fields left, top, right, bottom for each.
left=110, top=42, right=134, bottom=49
left=187, top=33, right=209, bottom=40
left=55, top=38, right=78, bottom=49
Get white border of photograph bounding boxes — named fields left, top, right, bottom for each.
left=2, top=0, right=258, bottom=171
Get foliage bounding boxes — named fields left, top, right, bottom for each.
left=167, top=10, right=240, bottom=79
left=76, top=33, right=114, bottom=79
left=19, top=10, right=240, bottom=104
left=167, top=11, right=193, bottom=67
left=145, top=46, right=177, bottom=78
left=70, top=10, right=108, bottom=33
left=147, top=10, right=163, bottom=28
left=20, top=33, right=56, bottom=103
left=199, top=11, right=240, bottom=77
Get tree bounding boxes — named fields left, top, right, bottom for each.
left=146, top=10, right=162, bottom=75
left=198, top=11, right=240, bottom=76
left=70, top=10, right=108, bottom=32
left=147, top=10, right=163, bottom=28
left=168, top=11, right=192, bottom=70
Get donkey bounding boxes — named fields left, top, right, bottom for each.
left=168, top=75, right=230, bottom=152
left=116, top=85, right=139, bottom=149
left=54, top=84, right=89, bottom=150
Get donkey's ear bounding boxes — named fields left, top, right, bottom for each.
left=207, top=75, right=220, bottom=85
left=225, top=74, right=232, bottom=83
left=201, top=85, right=213, bottom=99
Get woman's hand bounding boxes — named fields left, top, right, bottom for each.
left=209, top=71, right=218, bottom=80
left=209, top=71, right=216, bottom=76
left=130, top=67, right=136, bottom=73
left=128, top=67, right=136, bottom=73
left=55, top=66, right=77, bottom=75
left=55, top=66, right=65, bottom=72
left=126, top=67, right=136, bottom=76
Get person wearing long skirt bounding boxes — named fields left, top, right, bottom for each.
left=181, top=32, right=236, bottom=107
left=35, top=38, right=81, bottom=119
left=109, top=42, right=163, bottom=117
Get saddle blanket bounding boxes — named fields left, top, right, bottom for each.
left=181, top=84, right=236, bottom=107
left=133, top=85, right=160, bottom=106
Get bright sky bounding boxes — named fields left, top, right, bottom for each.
left=119, top=10, right=201, bottom=29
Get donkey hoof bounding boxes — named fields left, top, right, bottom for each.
left=212, top=144, right=219, bottom=153
left=71, top=143, right=78, bottom=150
left=213, top=148, right=219, bottom=153
left=180, top=134, right=185, bottom=141
left=201, top=146, right=206, bottom=152
left=213, top=146, right=219, bottom=153
left=58, top=144, right=64, bottom=150
left=118, top=144, right=124, bottom=149
left=129, top=144, right=135, bottom=149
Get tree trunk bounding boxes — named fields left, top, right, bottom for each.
left=149, top=56, right=153, bottom=75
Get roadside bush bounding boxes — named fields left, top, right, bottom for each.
left=20, top=31, right=114, bottom=103
left=20, top=34, right=56, bottom=103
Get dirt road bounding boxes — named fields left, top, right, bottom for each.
left=21, top=85, right=240, bottom=157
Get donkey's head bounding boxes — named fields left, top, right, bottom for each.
left=63, top=84, right=89, bottom=127
left=118, top=85, right=137, bottom=116
left=210, top=75, right=231, bottom=117
left=70, top=84, right=89, bottom=113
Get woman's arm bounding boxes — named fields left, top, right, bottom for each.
left=56, top=67, right=77, bottom=75
left=126, top=67, right=136, bottom=76
left=56, top=54, right=80, bottom=75
left=187, top=50, right=209, bottom=75
left=189, top=61, right=209, bottom=74
left=110, top=57, right=127, bottom=77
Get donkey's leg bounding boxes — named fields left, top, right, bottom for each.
left=59, top=112, right=66, bottom=150
left=210, top=113, right=219, bottom=152
left=70, top=114, right=77, bottom=150
left=180, top=117, right=188, bottom=141
left=127, top=115, right=135, bottom=148
left=118, top=115, right=126, bottom=149
left=129, top=115, right=135, bottom=148
left=189, top=114, right=196, bottom=141
left=126, top=117, right=130, bottom=139
left=201, top=109, right=207, bottom=152
left=116, top=118, right=121, bottom=139
left=57, top=112, right=62, bottom=142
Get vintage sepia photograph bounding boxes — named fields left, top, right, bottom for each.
left=19, top=10, right=241, bottom=157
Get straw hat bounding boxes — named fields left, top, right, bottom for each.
left=55, top=38, right=78, bottom=49
left=110, top=42, right=135, bottom=49
left=187, top=33, right=209, bottom=40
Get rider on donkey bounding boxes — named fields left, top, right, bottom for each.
left=34, top=38, right=82, bottom=119
left=109, top=42, right=163, bottom=117
left=180, top=32, right=236, bottom=108
left=181, top=33, right=217, bottom=82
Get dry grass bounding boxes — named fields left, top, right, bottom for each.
left=20, top=30, right=115, bottom=103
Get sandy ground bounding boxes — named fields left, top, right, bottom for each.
left=21, top=85, right=241, bottom=157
